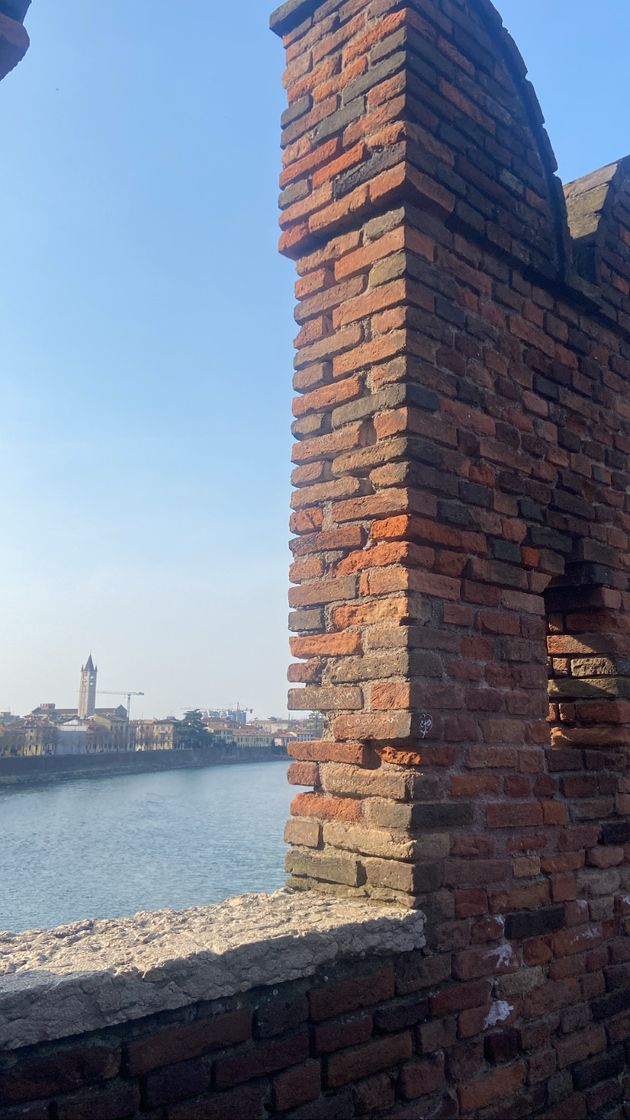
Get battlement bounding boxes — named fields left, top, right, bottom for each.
left=3, top=3, right=630, bottom=1118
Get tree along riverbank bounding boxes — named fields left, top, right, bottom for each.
left=0, top=743, right=288, bottom=788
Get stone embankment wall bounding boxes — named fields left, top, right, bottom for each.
left=3, top=1, right=630, bottom=1118
left=0, top=745, right=287, bottom=788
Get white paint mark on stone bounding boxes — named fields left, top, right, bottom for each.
left=418, top=713, right=433, bottom=739
left=490, top=943, right=514, bottom=968
left=484, top=1000, right=513, bottom=1028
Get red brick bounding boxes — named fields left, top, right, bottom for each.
left=554, top=1025, right=606, bottom=1069
left=214, top=1031, right=309, bottom=1089
left=0, top=1044, right=120, bottom=1105
left=486, top=802, right=543, bottom=828
left=145, top=1057, right=212, bottom=1108
left=291, top=792, right=362, bottom=822
left=309, top=966, right=395, bottom=1021
left=125, top=1010, right=252, bottom=1075
left=290, top=632, right=361, bottom=657
left=288, top=761, right=319, bottom=786
left=351, top=1072, right=396, bottom=1115
left=167, top=1081, right=268, bottom=1120
left=334, top=227, right=404, bottom=280
left=292, top=372, right=363, bottom=415
left=273, top=1061, right=321, bottom=1111
left=455, top=889, right=488, bottom=918
left=543, top=1094, right=588, bottom=1119
left=458, top=1062, right=526, bottom=1113
left=313, top=1014, right=373, bottom=1055
left=55, top=1080, right=140, bottom=1120
left=431, top=980, right=491, bottom=1017
left=289, top=739, right=370, bottom=765
left=453, top=944, right=518, bottom=981
left=326, top=1031, right=412, bottom=1087
left=399, top=1053, right=445, bottom=1100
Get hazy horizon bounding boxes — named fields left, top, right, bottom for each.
left=1, top=0, right=628, bottom=720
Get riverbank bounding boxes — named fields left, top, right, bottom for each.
left=0, top=743, right=288, bottom=788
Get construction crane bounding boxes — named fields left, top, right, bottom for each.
left=99, top=690, right=144, bottom=720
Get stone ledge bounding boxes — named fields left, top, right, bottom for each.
left=0, top=891, right=425, bottom=1050
left=270, top=0, right=322, bottom=37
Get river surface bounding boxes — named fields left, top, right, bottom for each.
left=0, top=761, right=294, bottom=933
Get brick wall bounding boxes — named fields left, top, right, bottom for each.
left=2, top=2, right=630, bottom=1118
left=272, top=0, right=630, bottom=1114
left=0, top=951, right=447, bottom=1120
left=1, top=919, right=628, bottom=1119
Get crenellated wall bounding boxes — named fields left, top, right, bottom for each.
left=274, top=0, right=630, bottom=1113
left=3, top=2, right=630, bottom=1118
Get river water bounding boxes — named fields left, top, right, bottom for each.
left=0, top=760, right=293, bottom=933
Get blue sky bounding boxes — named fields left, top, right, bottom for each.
left=0, top=0, right=627, bottom=718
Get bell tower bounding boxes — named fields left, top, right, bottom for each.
left=78, top=654, right=97, bottom=719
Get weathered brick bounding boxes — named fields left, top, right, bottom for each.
left=458, top=1062, right=526, bottom=1113
left=0, top=1044, right=120, bottom=1105
left=504, top=906, right=565, bottom=941
left=399, top=1052, right=445, bottom=1100
left=214, top=1031, right=309, bottom=1089
left=54, top=1080, right=140, bottom=1120
left=286, top=847, right=362, bottom=885
left=273, top=1061, right=321, bottom=1111
left=310, top=965, right=395, bottom=1021
left=326, top=1031, right=412, bottom=1087
left=144, top=1057, right=212, bottom=1108
left=572, top=1046, right=625, bottom=1089
left=554, top=1025, right=606, bottom=1069
left=126, top=1010, right=252, bottom=1075
left=167, top=1081, right=268, bottom=1120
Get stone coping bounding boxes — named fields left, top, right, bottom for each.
left=270, top=0, right=321, bottom=36
left=0, top=891, right=425, bottom=1050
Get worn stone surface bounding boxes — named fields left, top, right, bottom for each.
left=0, top=891, right=424, bottom=1049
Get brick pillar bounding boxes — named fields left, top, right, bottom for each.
left=272, top=0, right=630, bottom=979
left=0, top=0, right=30, bottom=82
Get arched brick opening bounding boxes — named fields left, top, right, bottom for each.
left=546, top=565, right=630, bottom=756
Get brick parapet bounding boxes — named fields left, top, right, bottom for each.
left=0, top=895, right=433, bottom=1118
left=275, top=1, right=630, bottom=1113
left=3, top=890, right=630, bottom=1118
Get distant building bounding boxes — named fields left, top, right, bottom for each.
left=205, top=708, right=248, bottom=726
left=32, top=703, right=128, bottom=723
left=78, top=654, right=97, bottom=719
left=1, top=656, right=131, bottom=757
left=208, top=725, right=277, bottom=750
left=133, top=718, right=182, bottom=751
left=0, top=717, right=57, bottom=757
left=56, top=719, right=88, bottom=755
left=56, top=713, right=131, bottom=755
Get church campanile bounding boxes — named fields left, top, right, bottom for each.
left=78, top=654, right=97, bottom=719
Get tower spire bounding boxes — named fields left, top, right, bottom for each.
left=78, top=654, right=97, bottom=718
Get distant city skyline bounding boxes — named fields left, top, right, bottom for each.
left=1, top=1, right=629, bottom=719
left=6, top=650, right=288, bottom=723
